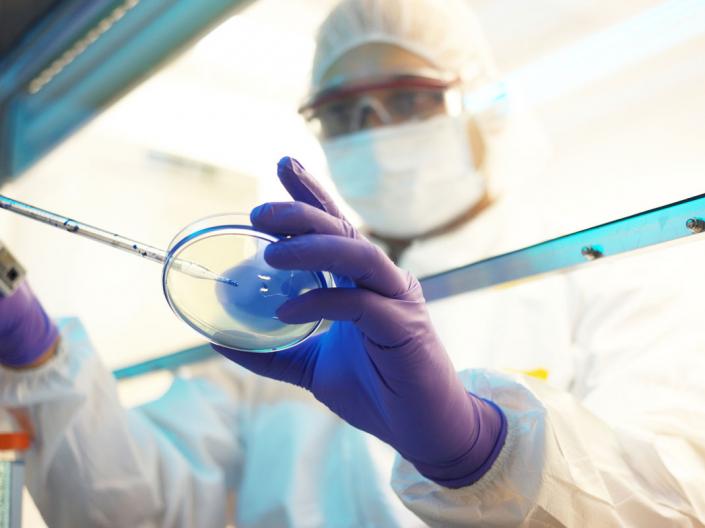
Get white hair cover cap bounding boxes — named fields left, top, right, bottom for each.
left=312, top=0, right=498, bottom=91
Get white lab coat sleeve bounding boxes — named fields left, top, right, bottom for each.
left=0, top=318, right=243, bottom=528
left=391, top=265, right=705, bottom=526
left=392, top=366, right=705, bottom=527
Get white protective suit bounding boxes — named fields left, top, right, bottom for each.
left=2, top=190, right=705, bottom=527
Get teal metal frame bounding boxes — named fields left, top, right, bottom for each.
left=0, top=0, right=254, bottom=179
left=421, top=192, right=705, bottom=302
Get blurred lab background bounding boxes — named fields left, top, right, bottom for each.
left=1, top=0, right=704, bottom=525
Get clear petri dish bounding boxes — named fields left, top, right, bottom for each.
left=163, top=213, right=333, bottom=353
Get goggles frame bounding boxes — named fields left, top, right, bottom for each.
left=300, top=71, right=463, bottom=138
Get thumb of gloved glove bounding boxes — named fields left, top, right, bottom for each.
left=0, top=282, right=59, bottom=368
left=214, top=157, right=507, bottom=488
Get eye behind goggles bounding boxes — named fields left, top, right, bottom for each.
left=300, top=73, right=463, bottom=138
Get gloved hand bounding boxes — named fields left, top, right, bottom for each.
left=214, top=157, right=507, bottom=488
left=0, top=282, right=59, bottom=368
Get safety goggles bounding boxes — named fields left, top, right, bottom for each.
left=299, top=72, right=463, bottom=138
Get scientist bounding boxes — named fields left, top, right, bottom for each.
left=2, top=0, right=705, bottom=526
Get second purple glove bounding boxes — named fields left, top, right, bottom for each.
left=214, top=157, right=507, bottom=488
left=0, top=282, right=59, bottom=369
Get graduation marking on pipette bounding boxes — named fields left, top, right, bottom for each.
left=0, top=195, right=238, bottom=287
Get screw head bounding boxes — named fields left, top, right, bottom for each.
left=581, top=246, right=602, bottom=260
left=686, top=218, right=705, bottom=233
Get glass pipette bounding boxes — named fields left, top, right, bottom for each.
left=0, top=194, right=238, bottom=287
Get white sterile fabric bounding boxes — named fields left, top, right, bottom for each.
left=393, top=360, right=705, bottom=526
left=311, top=0, right=496, bottom=90
left=0, top=319, right=423, bottom=528
left=322, top=113, right=485, bottom=238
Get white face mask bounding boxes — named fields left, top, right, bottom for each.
left=321, top=114, right=485, bottom=239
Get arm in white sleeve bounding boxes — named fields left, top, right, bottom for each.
left=391, top=260, right=705, bottom=527
left=0, top=318, right=243, bottom=528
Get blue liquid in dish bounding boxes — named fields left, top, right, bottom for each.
left=215, top=261, right=316, bottom=334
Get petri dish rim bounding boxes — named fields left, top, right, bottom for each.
left=162, top=221, right=330, bottom=352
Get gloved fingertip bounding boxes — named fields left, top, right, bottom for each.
left=250, top=203, right=266, bottom=224
left=277, top=156, right=307, bottom=178
left=277, top=156, right=294, bottom=175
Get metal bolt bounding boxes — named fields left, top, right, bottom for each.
left=686, top=217, right=705, bottom=234
left=581, top=246, right=602, bottom=261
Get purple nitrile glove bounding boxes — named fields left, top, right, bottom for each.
left=0, top=282, right=59, bottom=368
left=214, top=157, right=507, bottom=488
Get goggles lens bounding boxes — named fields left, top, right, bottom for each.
left=301, top=76, right=459, bottom=138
